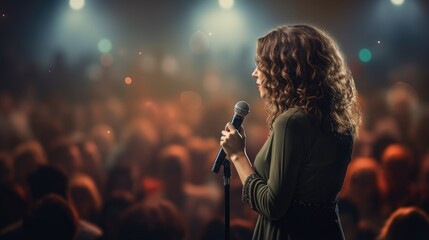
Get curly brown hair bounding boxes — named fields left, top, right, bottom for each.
left=256, top=24, right=361, bottom=136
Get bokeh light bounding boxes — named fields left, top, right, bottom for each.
left=391, top=0, right=405, bottom=6
left=219, top=0, right=234, bottom=9
left=124, top=77, right=132, bottom=85
left=69, top=0, right=85, bottom=10
left=98, top=38, right=112, bottom=53
left=359, top=48, right=372, bottom=63
left=161, top=56, right=179, bottom=75
left=203, top=73, right=221, bottom=94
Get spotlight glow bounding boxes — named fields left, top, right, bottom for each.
left=69, top=0, right=85, bottom=10
left=98, top=39, right=112, bottom=53
left=391, top=0, right=404, bottom=6
left=219, top=0, right=234, bottom=9
left=359, top=49, right=372, bottom=63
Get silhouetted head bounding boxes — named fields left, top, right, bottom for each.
left=118, top=198, right=186, bottom=240
left=378, top=207, right=429, bottom=240
left=381, top=144, right=413, bottom=191
left=27, top=165, right=69, bottom=202
left=13, top=140, right=47, bottom=184
left=23, top=194, right=79, bottom=240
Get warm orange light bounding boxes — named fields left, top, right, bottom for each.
left=124, top=77, right=132, bottom=85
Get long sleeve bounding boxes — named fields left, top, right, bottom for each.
left=242, top=109, right=306, bottom=221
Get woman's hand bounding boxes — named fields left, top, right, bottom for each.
left=220, top=122, right=255, bottom=184
left=220, top=122, right=246, bottom=161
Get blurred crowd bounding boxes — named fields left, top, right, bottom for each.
left=1, top=67, right=429, bottom=240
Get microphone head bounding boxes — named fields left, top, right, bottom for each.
left=234, top=101, right=250, bottom=117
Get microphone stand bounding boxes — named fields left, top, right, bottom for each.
left=223, top=159, right=231, bottom=240
left=211, top=102, right=249, bottom=239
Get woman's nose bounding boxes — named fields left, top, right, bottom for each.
left=251, top=68, right=258, bottom=78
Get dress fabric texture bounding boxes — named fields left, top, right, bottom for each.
left=242, top=108, right=354, bottom=240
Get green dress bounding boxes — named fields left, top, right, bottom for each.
left=242, top=108, right=354, bottom=240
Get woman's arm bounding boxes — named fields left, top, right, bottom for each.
left=221, top=109, right=307, bottom=220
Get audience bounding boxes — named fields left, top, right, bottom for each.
left=0, top=78, right=429, bottom=240
left=23, top=194, right=79, bottom=240
left=378, top=206, right=429, bottom=240
left=70, top=173, right=103, bottom=224
left=0, top=165, right=102, bottom=240
left=12, top=140, right=47, bottom=186
left=98, top=191, right=135, bottom=240
left=117, top=198, right=186, bottom=240
left=338, top=199, right=360, bottom=240
left=340, top=157, right=385, bottom=235
left=380, top=144, right=418, bottom=215
left=0, top=152, right=12, bottom=184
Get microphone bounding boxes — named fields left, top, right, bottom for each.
left=211, top=101, right=250, bottom=173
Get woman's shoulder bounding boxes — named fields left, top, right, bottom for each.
left=275, top=108, right=310, bottom=126
left=272, top=108, right=313, bottom=139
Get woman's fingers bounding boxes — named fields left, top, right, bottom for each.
left=226, top=122, right=236, bottom=132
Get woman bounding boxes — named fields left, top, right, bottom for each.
left=220, top=24, right=361, bottom=239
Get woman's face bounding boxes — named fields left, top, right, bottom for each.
left=252, top=67, right=268, bottom=99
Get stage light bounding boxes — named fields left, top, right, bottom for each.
left=219, top=0, right=234, bottom=9
left=192, top=9, right=247, bottom=49
left=98, top=38, right=112, bottom=53
left=69, top=0, right=85, bottom=10
left=391, top=0, right=404, bottom=6
left=359, top=49, right=372, bottom=63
